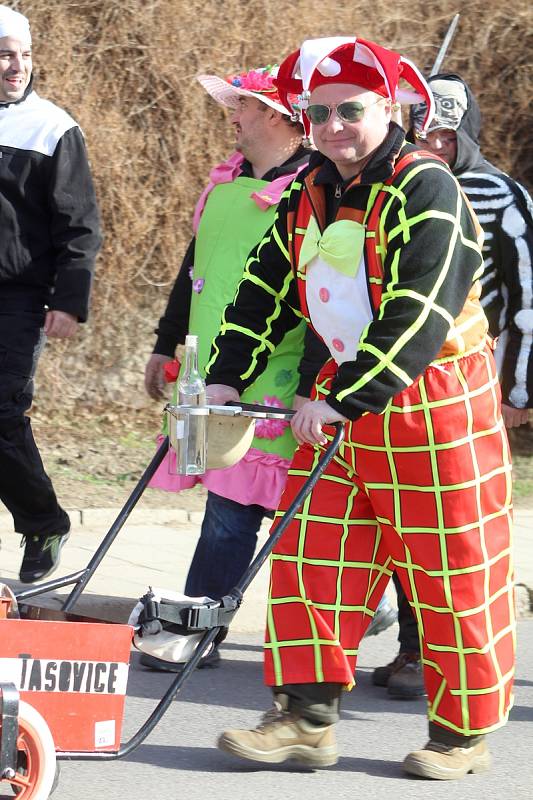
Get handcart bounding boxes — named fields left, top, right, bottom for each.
left=0, top=402, right=344, bottom=799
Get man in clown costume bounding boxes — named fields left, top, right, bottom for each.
left=205, top=36, right=515, bottom=780
left=142, top=65, right=323, bottom=670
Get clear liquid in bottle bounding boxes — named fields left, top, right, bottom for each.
left=176, top=335, right=207, bottom=475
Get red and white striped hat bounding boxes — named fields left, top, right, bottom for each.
left=274, top=37, right=435, bottom=137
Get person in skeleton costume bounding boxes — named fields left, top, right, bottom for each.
left=410, top=74, right=533, bottom=428
left=372, top=74, right=532, bottom=702
left=205, top=37, right=515, bottom=780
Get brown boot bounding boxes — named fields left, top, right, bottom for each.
left=403, top=739, right=491, bottom=780
left=372, top=651, right=423, bottom=695
left=217, top=699, right=338, bottom=767
left=387, top=654, right=425, bottom=698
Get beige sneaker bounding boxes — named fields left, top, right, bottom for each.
left=217, top=701, right=338, bottom=767
left=403, top=739, right=491, bottom=780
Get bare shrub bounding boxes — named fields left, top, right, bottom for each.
left=16, top=0, right=531, bottom=420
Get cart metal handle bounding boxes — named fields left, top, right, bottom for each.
left=13, top=401, right=323, bottom=609
left=225, top=400, right=296, bottom=420
left=55, top=420, right=345, bottom=763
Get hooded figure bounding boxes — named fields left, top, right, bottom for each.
left=409, top=72, right=497, bottom=175
left=409, top=73, right=533, bottom=422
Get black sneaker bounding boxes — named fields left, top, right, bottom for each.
left=19, top=532, right=70, bottom=583
left=139, top=645, right=220, bottom=672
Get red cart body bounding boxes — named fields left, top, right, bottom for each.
left=0, top=618, right=132, bottom=751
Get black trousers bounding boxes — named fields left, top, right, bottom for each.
left=393, top=572, right=420, bottom=654
left=0, top=308, right=70, bottom=538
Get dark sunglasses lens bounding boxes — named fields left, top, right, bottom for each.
left=337, top=102, right=365, bottom=122
left=306, top=104, right=330, bottom=125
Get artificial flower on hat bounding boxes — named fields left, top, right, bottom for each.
left=274, top=36, right=435, bottom=138
left=197, top=64, right=298, bottom=117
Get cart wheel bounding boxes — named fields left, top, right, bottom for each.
left=1, top=700, right=57, bottom=800
left=13, top=765, right=60, bottom=798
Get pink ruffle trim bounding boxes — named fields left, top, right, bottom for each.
left=192, top=152, right=307, bottom=233
left=148, top=435, right=291, bottom=510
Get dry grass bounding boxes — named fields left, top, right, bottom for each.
left=12, top=0, right=533, bottom=419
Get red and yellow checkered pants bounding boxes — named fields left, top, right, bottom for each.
left=265, top=346, right=516, bottom=736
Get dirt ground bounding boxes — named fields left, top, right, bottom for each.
left=29, top=406, right=208, bottom=513
left=28, top=406, right=533, bottom=512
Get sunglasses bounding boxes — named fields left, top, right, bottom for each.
left=305, top=98, right=382, bottom=125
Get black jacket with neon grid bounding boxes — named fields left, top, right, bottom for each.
left=205, top=123, right=486, bottom=422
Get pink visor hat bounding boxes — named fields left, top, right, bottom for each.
left=274, top=36, right=435, bottom=137
left=197, top=65, right=295, bottom=116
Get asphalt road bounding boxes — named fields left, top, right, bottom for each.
left=30, top=620, right=533, bottom=800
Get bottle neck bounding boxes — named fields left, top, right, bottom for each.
left=178, top=341, right=206, bottom=406
left=182, top=344, right=199, bottom=378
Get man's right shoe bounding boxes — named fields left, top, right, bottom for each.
left=372, top=651, right=425, bottom=698
left=217, top=699, right=338, bottom=767
left=19, top=532, right=70, bottom=583
left=403, top=739, right=491, bottom=780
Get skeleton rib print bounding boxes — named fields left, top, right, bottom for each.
left=458, top=170, right=533, bottom=409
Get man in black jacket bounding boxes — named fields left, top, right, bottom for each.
left=0, top=5, right=101, bottom=583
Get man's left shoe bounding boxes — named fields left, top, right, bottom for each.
left=403, top=739, right=491, bottom=780
left=19, top=532, right=70, bottom=583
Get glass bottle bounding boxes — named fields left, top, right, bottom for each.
left=176, top=334, right=208, bottom=475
